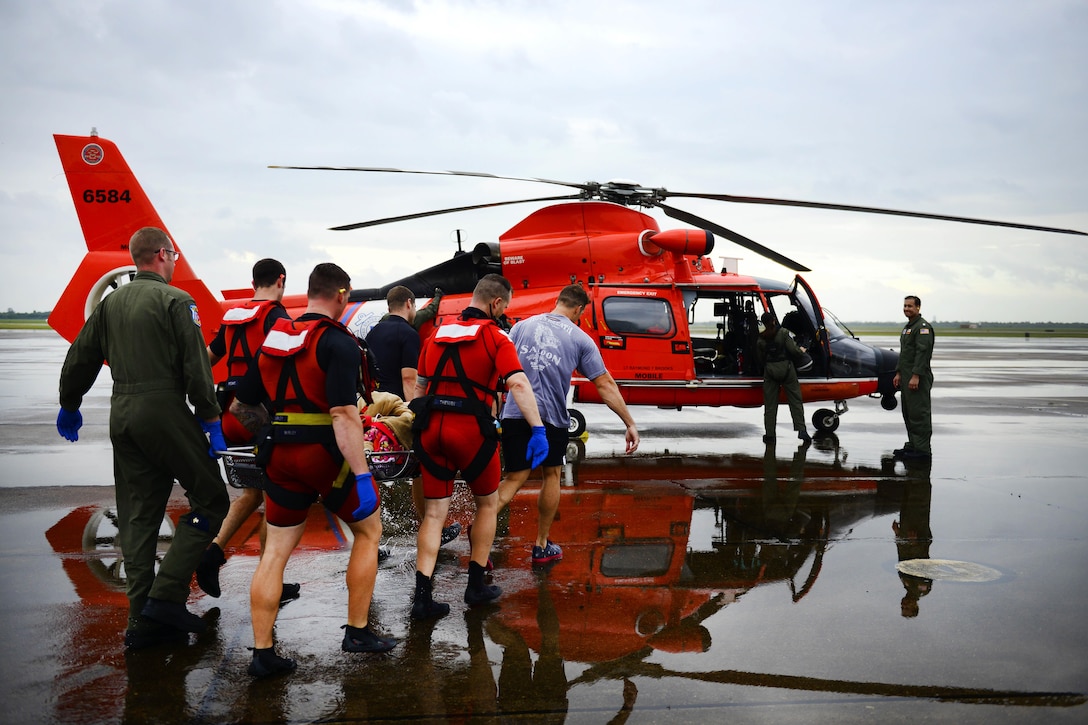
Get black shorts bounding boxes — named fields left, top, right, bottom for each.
left=501, top=418, right=567, bottom=471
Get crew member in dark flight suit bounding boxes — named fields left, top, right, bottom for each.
left=56, top=226, right=230, bottom=650
left=756, top=312, right=811, bottom=444
left=894, top=295, right=935, bottom=460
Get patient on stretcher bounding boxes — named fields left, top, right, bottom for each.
left=359, top=391, right=418, bottom=480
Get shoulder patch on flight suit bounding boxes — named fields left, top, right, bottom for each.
left=190, top=303, right=202, bottom=327
left=920, top=328, right=930, bottom=335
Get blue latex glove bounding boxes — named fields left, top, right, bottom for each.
left=352, top=472, right=378, bottom=519
left=57, top=408, right=82, bottom=442
left=526, top=425, right=548, bottom=469
left=199, top=418, right=227, bottom=459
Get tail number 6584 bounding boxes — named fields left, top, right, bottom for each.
left=82, top=189, right=132, bottom=203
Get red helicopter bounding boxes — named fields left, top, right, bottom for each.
left=49, top=131, right=1085, bottom=435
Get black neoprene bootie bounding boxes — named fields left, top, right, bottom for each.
left=464, top=560, right=501, bottom=606
left=341, top=624, right=398, bottom=653
left=411, top=570, right=450, bottom=621
left=248, top=647, right=296, bottom=678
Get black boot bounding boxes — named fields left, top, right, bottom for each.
left=411, top=570, right=450, bottom=621
left=464, top=560, right=501, bottom=606
left=195, top=543, right=226, bottom=598
left=248, top=647, right=297, bottom=678
left=341, top=624, right=398, bottom=653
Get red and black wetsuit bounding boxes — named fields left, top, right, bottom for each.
left=209, top=299, right=289, bottom=444
left=235, top=313, right=376, bottom=526
left=414, top=307, right=524, bottom=499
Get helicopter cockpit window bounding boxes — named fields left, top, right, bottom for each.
left=601, top=296, right=675, bottom=337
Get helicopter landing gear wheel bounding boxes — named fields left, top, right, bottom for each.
left=812, top=408, right=840, bottom=433
left=567, top=408, right=587, bottom=438
left=881, top=394, right=898, bottom=411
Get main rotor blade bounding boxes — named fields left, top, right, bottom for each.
left=654, top=202, right=811, bottom=272
left=663, top=191, right=1088, bottom=237
left=329, top=194, right=585, bottom=231
left=270, top=164, right=591, bottom=192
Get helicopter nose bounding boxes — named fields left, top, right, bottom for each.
left=873, top=346, right=900, bottom=400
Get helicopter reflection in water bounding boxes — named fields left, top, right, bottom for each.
left=41, top=444, right=1085, bottom=717
left=494, top=443, right=890, bottom=669
left=484, top=445, right=1084, bottom=711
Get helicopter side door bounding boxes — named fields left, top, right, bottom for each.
left=788, top=275, right=831, bottom=378
left=577, top=286, right=694, bottom=404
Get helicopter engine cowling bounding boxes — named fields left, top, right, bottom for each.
left=638, top=228, right=714, bottom=257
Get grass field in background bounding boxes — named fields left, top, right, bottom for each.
left=0, top=320, right=52, bottom=330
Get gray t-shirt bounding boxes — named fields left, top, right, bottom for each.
left=501, top=312, right=607, bottom=428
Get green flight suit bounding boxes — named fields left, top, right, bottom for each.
left=59, top=271, right=229, bottom=624
left=897, top=315, right=935, bottom=454
left=756, top=327, right=806, bottom=436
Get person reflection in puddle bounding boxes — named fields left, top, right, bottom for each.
left=486, top=577, right=568, bottom=719
left=893, top=460, right=934, bottom=617
left=761, top=438, right=810, bottom=539
left=474, top=571, right=641, bottom=722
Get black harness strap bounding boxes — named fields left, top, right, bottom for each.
left=273, top=358, right=323, bottom=414
left=226, top=324, right=255, bottom=374
left=266, top=320, right=345, bottom=463
left=415, top=340, right=500, bottom=483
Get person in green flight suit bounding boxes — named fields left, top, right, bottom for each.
left=894, top=295, right=935, bottom=460
left=56, top=226, right=230, bottom=649
left=756, top=312, right=811, bottom=444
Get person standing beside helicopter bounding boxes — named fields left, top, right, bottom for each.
left=409, top=274, right=548, bottom=620
left=756, top=312, right=811, bottom=444
left=196, top=258, right=297, bottom=604
left=230, top=263, right=397, bottom=676
left=365, top=285, right=462, bottom=550
left=497, top=284, right=640, bottom=565
left=56, top=227, right=231, bottom=649
left=894, top=296, right=935, bottom=460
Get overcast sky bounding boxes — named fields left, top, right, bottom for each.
left=2, top=0, right=1085, bottom=322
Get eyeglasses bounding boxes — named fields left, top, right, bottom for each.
left=159, top=248, right=180, bottom=260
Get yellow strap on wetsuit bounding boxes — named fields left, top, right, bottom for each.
left=332, top=460, right=351, bottom=489
left=273, top=412, right=333, bottom=425
left=271, top=412, right=352, bottom=490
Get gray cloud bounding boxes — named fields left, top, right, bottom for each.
left=2, top=0, right=1085, bottom=321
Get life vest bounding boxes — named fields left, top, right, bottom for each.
left=259, top=316, right=345, bottom=417
left=410, top=318, right=504, bottom=481
left=257, top=316, right=354, bottom=509
left=220, top=299, right=286, bottom=381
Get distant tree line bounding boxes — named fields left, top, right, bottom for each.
left=1, top=310, right=51, bottom=319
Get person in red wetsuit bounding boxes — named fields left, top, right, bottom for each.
left=409, top=274, right=548, bottom=620
left=196, top=258, right=296, bottom=602
left=231, top=263, right=396, bottom=677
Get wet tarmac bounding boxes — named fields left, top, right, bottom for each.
left=1, top=330, right=1086, bottom=723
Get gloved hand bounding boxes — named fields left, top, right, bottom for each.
left=199, top=418, right=227, bottom=459
left=352, top=472, right=378, bottom=519
left=526, top=425, right=548, bottom=469
left=57, top=408, right=82, bottom=442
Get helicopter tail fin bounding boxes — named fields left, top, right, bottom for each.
left=50, top=132, right=220, bottom=344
